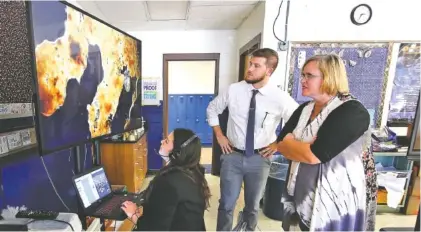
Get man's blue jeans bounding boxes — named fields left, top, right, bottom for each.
left=216, top=152, right=271, bottom=231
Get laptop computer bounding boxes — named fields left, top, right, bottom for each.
left=72, top=166, right=144, bottom=220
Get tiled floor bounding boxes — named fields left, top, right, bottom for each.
left=142, top=174, right=418, bottom=231
left=201, top=147, right=213, bottom=165
left=201, top=147, right=213, bottom=173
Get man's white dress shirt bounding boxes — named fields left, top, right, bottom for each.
left=207, top=81, right=299, bottom=150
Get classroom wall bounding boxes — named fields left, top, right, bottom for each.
left=128, top=30, right=237, bottom=97
left=236, top=1, right=265, bottom=51
left=261, top=0, right=421, bottom=88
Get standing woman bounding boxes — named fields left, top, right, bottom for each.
left=276, top=54, right=377, bottom=231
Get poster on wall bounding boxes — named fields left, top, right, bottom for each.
left=142, top=77, right=160, bottom=106
left=387, top=43, right=420, bottom=125
left=288, top=43, right=391, bottom=127
left=0, top=103, right=32, bottom=119
left=0, top=103, right=34, bottom=134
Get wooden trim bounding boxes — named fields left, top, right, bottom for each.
left=162, top=53, right=220, bottom=137
left=238, top=33, right=262, bottom=81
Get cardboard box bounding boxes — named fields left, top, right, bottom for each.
left=377, top=188, right=404, bottom=205
left=405, top=196, right=420, bottom=215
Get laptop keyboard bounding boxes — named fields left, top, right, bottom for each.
left=95, top=195, right=135, bottom=216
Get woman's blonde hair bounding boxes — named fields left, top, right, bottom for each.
left=302, top=54, right=349, bottom=95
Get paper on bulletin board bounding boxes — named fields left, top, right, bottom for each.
left=142, top=77, right=161, bottom=106
left=0, top=136, right=9, bottom=154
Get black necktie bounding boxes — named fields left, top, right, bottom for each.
left=245, top=90, right=259, bottom=156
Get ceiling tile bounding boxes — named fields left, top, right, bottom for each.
left=188, top=5, right=255, bottom=20
left=190, top=0, right=259, bottom=6
left=116, top=20, right=188, bottom=31
left=186, top=18, right=242, bottom=30
left=95, top=1, right=147, bottom=22
left=75, top=1, right=108, bottom=22
left=75, top=0, right=259, bottom=31
left=146, top=1, right=188, bottom=20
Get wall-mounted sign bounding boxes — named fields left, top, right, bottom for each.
left=142, top=77, right=160, bottom=106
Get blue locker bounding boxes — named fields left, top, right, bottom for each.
left=168, top=95, right=177, bottom=133
left=186, top=95, right=197, bottom=132
left=195, top=95, right=205, bottom=142
left=205, top=95, right=214, bottom=145
left=168, top=94, right=213, bottom=145
left=169, top=94, right=187, bottom=132
left=176, top=95, right=187, bottom=129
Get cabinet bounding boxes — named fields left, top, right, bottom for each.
left=100, top=133, right=148, bottom=193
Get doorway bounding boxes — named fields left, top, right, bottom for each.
left=163, top=53, right=220, bottom=173
left=238, top=33, right=261, bottom=82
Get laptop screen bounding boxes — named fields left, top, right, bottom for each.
left=74, top=167, right=112, bottom=208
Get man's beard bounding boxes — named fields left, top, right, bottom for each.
left=245, top=75, right=265, bottom=84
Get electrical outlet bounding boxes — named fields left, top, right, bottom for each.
left=278, top=41, right=289, bottom=51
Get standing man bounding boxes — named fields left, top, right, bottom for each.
left=207, top=48, right=298, bottom=231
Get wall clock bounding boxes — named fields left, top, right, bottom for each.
left=350, top=4, right=372, bottom=26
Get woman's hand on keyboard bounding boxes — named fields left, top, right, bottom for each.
left=121, top=201, right=137, bottom=218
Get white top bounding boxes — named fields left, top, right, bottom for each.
left=207, top=81, right=298, bottom=150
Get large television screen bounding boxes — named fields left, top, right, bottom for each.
left=26, top=1, right=142, bottom=155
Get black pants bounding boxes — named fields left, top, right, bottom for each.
left=282, top=212, right=309, bottom=231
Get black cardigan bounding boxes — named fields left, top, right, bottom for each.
left=135, top=169, right=206, bottom=231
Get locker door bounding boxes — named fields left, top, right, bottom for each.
left=205, top=95, right=214, bottom=144
left=186, top=95, right=196, bottom=132
left=195, top=95, right=205, bottom=143
left=176, top=95, right=186, bottom=129
left=168, top=95, right=177, bottom=133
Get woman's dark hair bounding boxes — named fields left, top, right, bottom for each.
left=144, top=128, right=211, bottom=209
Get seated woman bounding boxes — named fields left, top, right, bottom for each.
left=276, top=54, right=377, bottom=231
left=121, top=128, right=211, bottom=231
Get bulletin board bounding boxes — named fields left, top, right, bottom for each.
left=0, top=2, right=35, bottom=134
left=288, top=43, right=393, bottom=128
left=387, top=43, right=420, bottom=125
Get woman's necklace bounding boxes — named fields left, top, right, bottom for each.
left=300, top=96, right=336, bottom=141
left=308, top=96, right=336, bottom=124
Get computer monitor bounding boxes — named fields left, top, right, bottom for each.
left=407, top=92, right=420, bottom=161
left=73, top=166, right=112, bottom=209
left=26, top=1, right=143, bottom=155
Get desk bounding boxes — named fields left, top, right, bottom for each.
left=28, top=213, right=82, bottom=231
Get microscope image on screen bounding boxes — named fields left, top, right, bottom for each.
left=91, top=170, right=111, bottom=199
left=28, top=1, right=143, bottom=154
